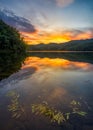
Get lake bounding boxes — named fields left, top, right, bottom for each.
left=0, top=52, right=93, bottom=130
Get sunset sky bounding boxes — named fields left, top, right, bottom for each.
left=0, top=0, right=93, bottom=44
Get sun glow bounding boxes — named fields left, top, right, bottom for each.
left=21, top=30, right=93, bottom=45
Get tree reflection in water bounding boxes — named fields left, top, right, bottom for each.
left=0, top=53, right=26, bottom=80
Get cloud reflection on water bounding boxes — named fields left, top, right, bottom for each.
left=23, top=57, right=93, bottom=72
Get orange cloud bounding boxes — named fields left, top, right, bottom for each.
left=74, top=32, right=92, bottom=40
left=60, top=30, right=93, bottom=41
left=20, top=29, right=93, bottom=45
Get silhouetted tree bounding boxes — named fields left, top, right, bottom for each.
left=0, top=19, right=26, bottom=52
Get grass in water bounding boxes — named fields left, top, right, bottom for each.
left=7, top=91, right=87, bottom=125
left=7, top=91, right=25, bottom=119
left=32, top=103, right=66, bottom=124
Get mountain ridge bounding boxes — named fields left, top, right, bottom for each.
left=28, top=39, right=93, bottom=51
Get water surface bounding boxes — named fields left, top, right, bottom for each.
left=0, top=53, right=93, bottom=130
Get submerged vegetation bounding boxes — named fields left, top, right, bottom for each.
left=70, top=100, right=87, bottom=116
left=7, top=91, right=25, bottom=119
left=32, top=103, right=66, bottom=124
left=7, top=91, right=87, bottom=126
left=0, top=20, right=26, bottom=53
left=31, top=101, right=87, bottom=124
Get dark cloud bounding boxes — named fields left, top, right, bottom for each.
left=0, top=8, right=36, bottom=33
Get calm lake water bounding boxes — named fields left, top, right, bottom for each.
left=0, top=52, right=93, bottom=130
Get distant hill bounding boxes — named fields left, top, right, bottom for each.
left=28, top=39, right=93, bottom=51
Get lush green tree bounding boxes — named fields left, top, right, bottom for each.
left=0, top=19, right=26, bottom=52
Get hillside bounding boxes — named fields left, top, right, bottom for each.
left=28, top=39, right=93, bottom=51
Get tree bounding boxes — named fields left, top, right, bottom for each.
left=0, top=19, right=26, bottom=53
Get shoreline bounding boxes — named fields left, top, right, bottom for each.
left=27, top=51, right=93, bottom=53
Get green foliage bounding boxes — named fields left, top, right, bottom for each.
left=0, top=20, right=26, bottom=53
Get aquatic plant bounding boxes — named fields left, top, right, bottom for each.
left=32, top=103, right=66, bottom=124
left=65, top=113, right=70, bottom=120
left=73, top=111, right=87, bottom=116
left=31, top=100, right=87, bottom=125
left=7, top=91, right=25, bottom=119
left=7, top=91, right=87, bottom=125
left=70, top=100, right=81, bottom=106
left=70, top=100, right=87, bottom=116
